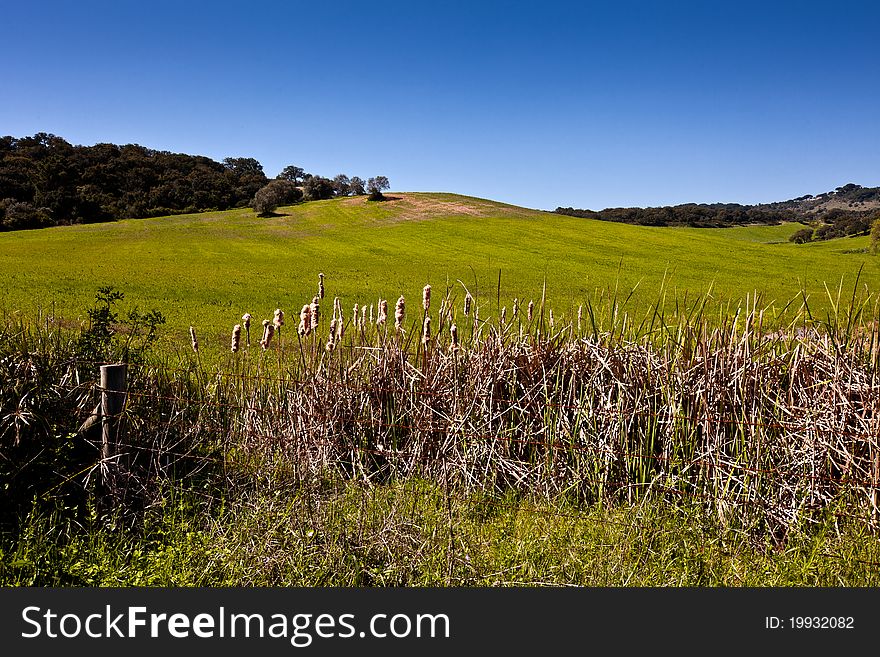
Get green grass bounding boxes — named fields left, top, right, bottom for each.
left=4, top=480, right=877, bottom=586
left=0, top=193, right=877, bottom=352
left=4, top=203, right=880, bottom=588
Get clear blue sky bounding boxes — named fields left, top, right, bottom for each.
left=3, top=0, right=878, bottom=210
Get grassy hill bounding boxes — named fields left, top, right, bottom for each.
left=1, top=192, right=878, bottom=349
left=5, top=191, right=880, bottom=587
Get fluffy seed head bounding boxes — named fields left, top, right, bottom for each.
left=422, top=315, right=431, bottom=344
left=318, top=272, right=325, bottom=299
left=394, top=296, right=405, bottom=330
left=298, top=304, right=312, bottom=336
left=464, top=293, right=472, bottom=316
left=450, top=324, right=459, bottom=350
left=310, top=300, right=320, bottom=330
left=260, top=322, right=275, bottom=350
left=377, top=300, right=387, bottom=325
left=231, top=324, right=241, bottom=353
left=352, top=304, right=359, bottom=327
left=242, top=313, right=251, bottom=330
left=422, top=284, right=431, bottom=311
left=273, top=308, right=284, bottom=329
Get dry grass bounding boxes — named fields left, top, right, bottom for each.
left=109, top=290, right=880, bottom=545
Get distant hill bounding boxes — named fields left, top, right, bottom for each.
left=0, top=133, right=382, bottom=231
left=555, top=183, right=880, bottom=242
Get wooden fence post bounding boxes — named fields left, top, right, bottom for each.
left=100, top=363, right=128, bottom=461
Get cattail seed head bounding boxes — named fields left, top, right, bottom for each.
left=231, top=324, right=241, bottom=353
left=464, top=293, right=472, bottom=316
left=310, top=300, right=320, bottom=331
left=528, top=300, right=534, bottom=322
left=273, top=308, right=284, bottom=329
left=422, top=315, right=431, bottom=344
left=329, top=318, right=338, bottom=340
left=394, top=296, right=405, bottom=331
left=241, top=313, right=251, bottom=345
left=189, top=326, right=199, bottom=353
left=377, top=300, right=386, bottom=325
left=422, top=284, right=431, bottom=311
left=260, top=321, right=275, bottom=350
left=298, top=304, right=312, bottom=336
left=352, top=304, right=359, bottom=327
left=450, top=323, right=459, bottom=350
left=577, top=304, right=583, bottom=332
left=318, top=272, right=325, bottom=299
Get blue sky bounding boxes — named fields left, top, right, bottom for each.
left=2, top=0, right=878, bottom=209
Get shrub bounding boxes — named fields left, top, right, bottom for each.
left=253, top=180, right=302, bottom=216
left=366, top=176, right=390, bottom=201
left=789, top=227, right=814, bottom=244
left=870, top=216, right=880, bottom=254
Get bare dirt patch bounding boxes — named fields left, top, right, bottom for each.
left=342, top=193, right=539, bottom=223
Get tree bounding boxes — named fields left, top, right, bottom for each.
left=366, top=175, right=390, bottom=201
left=332, top=174, right=351, bottom=196
left=349, top=176, right=366, bottom=196
left=223, top=157, right=264, bottom=177
left=871, top=215, right=880, bottom=254
left=223, top=157, right=268, bottom=206
left=302, top=176, right=334, bottom=201
left=0, top=199, right=51, bottom=229
left=278, top=165, right=305, bottom=184
left=789, top=227, right=814, bottom=244
left=252, top=179, right=302, bottom=216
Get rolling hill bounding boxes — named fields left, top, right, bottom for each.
left=0, top=192, right=877, bottom=350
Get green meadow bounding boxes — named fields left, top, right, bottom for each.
left=4, top=193, right=880, bottom=587
left=1, top=193, right=877, bottom=350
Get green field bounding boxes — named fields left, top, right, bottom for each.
left=4, top=192, right=880, bottom=587
left=1, top=193, right=877, bottom=350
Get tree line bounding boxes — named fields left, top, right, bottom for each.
left=0, top=133, right=389, bottom=230
left=556, top=182, right=880, bottom=245
left=554, top=203, right=792, bottom=228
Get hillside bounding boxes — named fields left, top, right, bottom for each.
left=0, top=192, right=877, bottom=349
left=555, top=183, right=880, bottom=239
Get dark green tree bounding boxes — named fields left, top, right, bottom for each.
left=349, top=176, right=366, bottom=196
left=302, top=176, right=335, bottom=201
left=253, top=179, right=302, bottom=216
left=332, top=174, right=351, bottom=196
left=278, top=165, right=306, bottom=184
left=789, top=227, right=814, bottom=244
left=871, top=215, right=880, bottom=254
left=366, top=175, right=390, bottom=201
